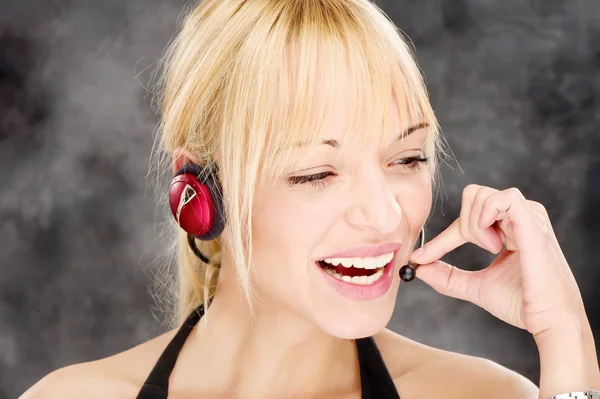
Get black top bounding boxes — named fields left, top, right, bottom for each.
left=136, top=304, right=401, bottom=399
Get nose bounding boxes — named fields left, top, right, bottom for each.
left=345, top=170, right=402, bottom=234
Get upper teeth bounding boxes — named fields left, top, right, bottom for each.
left=321, top=252, right=394, bottom=269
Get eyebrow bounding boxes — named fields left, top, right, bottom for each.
left=291, top=122, right=429, bottom=150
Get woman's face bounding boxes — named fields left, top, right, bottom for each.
left=250, top=96, right=433, bottom=338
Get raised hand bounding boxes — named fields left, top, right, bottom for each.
left=409, top=184, right=587, bottom=338
left=409, top=184, right=600, bottom=396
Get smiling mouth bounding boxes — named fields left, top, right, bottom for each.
left=317, top=260, right=387, bottom=285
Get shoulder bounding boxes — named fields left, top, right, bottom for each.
left=373, top=328, right=539, bottom=399
left=19, top=329, right=177, bottom=399
left=19, top=361, right=134, bottom=399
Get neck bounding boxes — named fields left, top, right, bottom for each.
left=172, top=264, right=361, bottom=398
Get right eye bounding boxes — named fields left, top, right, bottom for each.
left=287, top=171, right=335, bottom=188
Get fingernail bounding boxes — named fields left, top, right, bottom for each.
left=412, top=247, right=425, bottom=259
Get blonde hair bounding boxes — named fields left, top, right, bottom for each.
left=151, top=0, right=446, bottom=326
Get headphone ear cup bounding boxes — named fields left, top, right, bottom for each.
left=196, top=165, right=225, bottom=240
left=168, top=163, right=225, bottom=240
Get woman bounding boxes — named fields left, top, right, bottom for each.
left=22, top=0, right=600, bottom=398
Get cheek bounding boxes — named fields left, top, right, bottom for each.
left=251, top=193, right=335, bottom=278
left=257, top=188, right=340, bottom=237
left=407, top=173, right=433, bottom=218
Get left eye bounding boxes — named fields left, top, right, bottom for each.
left=288, top=156, right=429, bottom=188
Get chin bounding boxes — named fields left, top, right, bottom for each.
left=313, top=297, right=397, bottom=339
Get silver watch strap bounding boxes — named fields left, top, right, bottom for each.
left=551, top=391, right=600, bottom=399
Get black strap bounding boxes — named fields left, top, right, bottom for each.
left=136, top=304, right=206, bottom=399
left=136, top=303, right=400, bottom=399
left=357, top=336, right=401, bottom=399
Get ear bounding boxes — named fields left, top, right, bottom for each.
left=172, top=147, right=202, bottom=174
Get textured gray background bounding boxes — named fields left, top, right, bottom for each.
left=1, top=0, right=599, bottom=398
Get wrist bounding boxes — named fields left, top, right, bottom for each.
left=535, top=316, right=600, bottom=398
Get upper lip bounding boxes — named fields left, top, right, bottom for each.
left=319, top=242, right=402, bottom=259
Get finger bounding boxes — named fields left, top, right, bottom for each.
left=459, top=185, right=490, bottom=252
left=469, top=186, right=503, bottom=253
left=493, top=222, right=516, bottom=251
left=410, top=219, right=467, bottom=265
left=410, top=184, right=499, bottom=265
left=526, top=201, right=573, bottom=280
left=476, top=188, right=551, bottom=281
left=415, top=260, right=484, bottom=305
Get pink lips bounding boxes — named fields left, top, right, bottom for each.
left=316, top=252, right=397, bottom=301
left=319, top=241, right=402, bottom=259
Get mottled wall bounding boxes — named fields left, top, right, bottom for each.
left=1, top=0, right=599, bottom=397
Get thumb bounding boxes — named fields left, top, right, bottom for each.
left=414, top=260, right=485, bottom=305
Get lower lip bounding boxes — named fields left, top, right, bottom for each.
left=316, top=255, right=396, bottom=301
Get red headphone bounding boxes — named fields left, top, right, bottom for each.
left=168, top=163, right=225, bottom=263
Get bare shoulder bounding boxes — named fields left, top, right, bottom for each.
left=19, top=329, right=177, bottom=399
left=374, top=328, right=539, bottom=399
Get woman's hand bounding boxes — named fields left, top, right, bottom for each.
left=408, top=184, right=600, bottom=396
left=409, top=184, right=587, bottom=338
left=411, top=184, right=600, bottom=398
